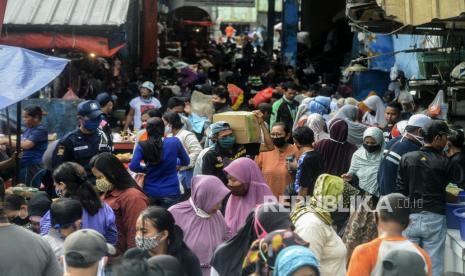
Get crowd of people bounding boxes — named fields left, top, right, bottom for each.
left=1, top=42, right=465, bottom=276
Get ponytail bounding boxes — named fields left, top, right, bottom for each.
left=140, top=118, right=164, bottom=165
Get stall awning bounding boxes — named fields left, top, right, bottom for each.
left=0, top=45, right=68, bottom=110
left=4, top=0, right=130, bottom=27
left=0, top=33, right=125, bottom=57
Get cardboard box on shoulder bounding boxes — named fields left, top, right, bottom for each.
left=213, top=111, right=261, bottom=144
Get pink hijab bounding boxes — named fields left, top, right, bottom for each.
left=168, top=175, right=231, bottom=275
left=223, top=157, right=277, bottom=235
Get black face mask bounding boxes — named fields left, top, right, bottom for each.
left=9, top=216, right=29, bottom=226
left=272, top=137, right=287, bottom=148
left=363, top=143, right=381, bottom=153
left=213, top=102, right=227, bottom=111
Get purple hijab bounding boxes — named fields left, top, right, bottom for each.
left=168, top=175, right=230, bottom=276
left=223, top=157, right=277, bottom=235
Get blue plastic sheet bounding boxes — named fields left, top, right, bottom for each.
left=367, top=34, right=395, bottom=72
left=0, top=45, right=68, bottom=110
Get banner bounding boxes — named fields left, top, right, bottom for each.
left=185, top=0, right=255, bottom=7
left=0, top=45, right=68, bottom=110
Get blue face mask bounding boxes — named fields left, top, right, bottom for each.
left=218, top=135, right=235, bottom=149
left=83, top=118, right=101, bottom=131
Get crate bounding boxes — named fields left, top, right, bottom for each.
left=417, top=51, right=465, bottom=78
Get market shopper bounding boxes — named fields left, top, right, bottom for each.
left=40, top=162, right=118, bottom=245
left=90, top=152, right=149, bottom=255
left=0, top=106, right=48, bottom=186
left=169, top=175, right=231, bottom=276
left=291, top=174, right=347, bottom=276
left=212, top=86, right=233, bottom=113
left=445, top=126, right=465, bottom=187
left=270, top=81, right=299, bottom=132
left=255, top=122, right=299, bottom=197
left=342, top=127, right=385, bottom=259
left=124, top=206, right=202, bottom=276
left=292, top=126, right=324, bottom=196
left=0, top=203, right=63, bottom=276
left=383, top=102, right=402, bottom=142
left=273, top=245, right=320, bottom=276
left=129, top=117, right=189, bottom=208
left=124, top=81, right=162, bottom=131
left=377, top=114, right=432, bottom=195
left=360, top=95, right=387, bottom=127
left=53, top=100, right=111, bottom=176
left=331, top=105, right=367, bottom=147
left=200, top=111, right=274, bottom=184
left=211, top=203, right=293, bottom=276
left=43, top=198, right=83, bottom=261
left=306, top=113, right=330, bottom=143
left=163, top=111, right=202, bottom=195
left=397, top=120, right=458, bottom=276
left=347, top=193, right=432, bottom=276
left=95, top=92, right=117, bottom=146
left=166, top=97, right=193, bottom=131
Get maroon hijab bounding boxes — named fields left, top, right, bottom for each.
left=314, top=118, right=357, bottom=176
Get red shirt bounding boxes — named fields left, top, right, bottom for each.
left=104, top=187, right=148, bottom=255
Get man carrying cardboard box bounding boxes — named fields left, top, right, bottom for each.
left=200, top=111, right=274, bottom=184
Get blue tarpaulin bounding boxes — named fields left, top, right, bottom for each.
left=0, top=45, right=68, bottom=110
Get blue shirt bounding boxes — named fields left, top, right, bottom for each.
left=129, top=137, right=189, bottom=197
left=21, top=124, right=48, bottom=167
left=378, top=136, right=421, bottom=195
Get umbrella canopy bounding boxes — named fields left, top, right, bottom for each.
left=0, top=45, right=68, bottom=110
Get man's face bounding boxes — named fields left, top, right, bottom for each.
left=140, top=87, right=151, bottom=98
left=384, top=107, right=400, bottom=125
left=170, top=105, right=184, bottom=114
left=102, top=101, right=114, bottom=114
left=22, top=111, right=39, bottom=128
left=284, top=89, right=296, bottom=101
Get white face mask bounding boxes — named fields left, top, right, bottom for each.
left=404, top=132, right=424, bottom=146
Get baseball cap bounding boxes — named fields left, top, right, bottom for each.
left=28, top=192, right=52, bottom=218
left=381, top=250, right=427, bottom=276
left=140, top=81, right=155, bottom=93
left=64, top=229, right=116, bottom=267
left=50, top=198, right=83, bottom=227
left=77, top=100, right=103, bottom=119
left=423, top=119, right=450, bottom=138
left=407, top=114, right=432, bottom=129
left=95, top=92, right=117, bottom=107
left=209, top=121, right=231, bottom=138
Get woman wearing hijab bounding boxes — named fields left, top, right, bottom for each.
left=308, top=96, right=331, bottom=118
left=223, top=157, right=277, bottom=235
left=359, top=95, right=387, bottom=127
left=342, top=127, right=385, bottom=260
left=291, top=174, right=347, bottom=276
left=306, top=114, right=330, bottom=143
left=211, top=203, right=293, bottom=276
left=314, top=119, right=357, bottom=176
left=242, top=230, right=310, bottom=276
left=168, top=175, right=231, bottom=276
left=273, top=246, right=320, bottom=276
left=332, top=105, right=367, bottom=147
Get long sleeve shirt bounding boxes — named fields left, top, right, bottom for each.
left=129, top=137, right=190, bottom=197
left=40, top=202, right=118, bottom=245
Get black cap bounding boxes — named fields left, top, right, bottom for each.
left=50, top=198, right=83, bottom=227
left=77, top=100, right=103, bottom=119
left=95, top=92, right=117, bottom=107
left=423, top=119, right=450, bottom=139
left=381, top=250, right=427, bottom=276
left=28, top=192, right=52, bottom=217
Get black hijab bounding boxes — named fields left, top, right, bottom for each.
left=210, top=203, right=293, bottom=276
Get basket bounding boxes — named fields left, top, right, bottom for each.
left=453, top=207, right=465, bottom=240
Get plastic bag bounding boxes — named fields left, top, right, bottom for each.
left=62, top=88, right=79, bottom=100
left=251, top=87, right=273, bottom=108
left=227, top=84, right=244, bottom=111
left=428, top=90, right=447, bottom=119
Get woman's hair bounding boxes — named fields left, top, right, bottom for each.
left=162, top=112, right=183, bottom=130
left=139, top=206, right=185, bottom=254
left=24, top=106, right=43, bottom=120
left=53, top=162, right=102, bottom=215
left=139, top=118, right=164, bottom=165
left=90, top=153, right=140, bottom=191
left=212, top=86, right=231, bottom=104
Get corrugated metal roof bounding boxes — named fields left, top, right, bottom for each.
left=4, top=0, right=130, bottom=26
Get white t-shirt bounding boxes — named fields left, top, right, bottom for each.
left=129, top=96, right=161, bottom=130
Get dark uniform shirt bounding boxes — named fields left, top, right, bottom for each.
left=55, top=128, right=111, bottom=175
left=201, top=143, right=259, bottom=184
